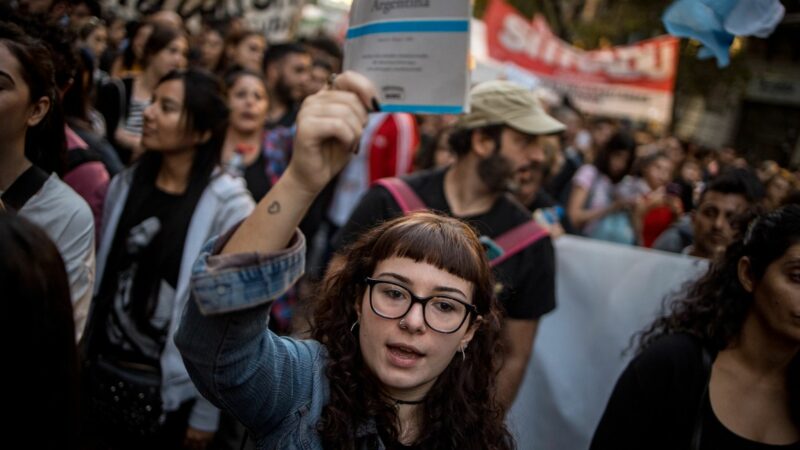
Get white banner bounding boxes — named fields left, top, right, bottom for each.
left=507, top=236, right=707, bottom=450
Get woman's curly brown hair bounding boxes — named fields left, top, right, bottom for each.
left=311, top=211, right=515, bottom=449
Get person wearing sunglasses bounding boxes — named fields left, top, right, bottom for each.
left=176, top=72, right=514, bottom=449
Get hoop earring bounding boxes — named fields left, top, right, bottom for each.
left=350, top=319, right=359, bottom=333
left=459, top=346, right=466, bottom=362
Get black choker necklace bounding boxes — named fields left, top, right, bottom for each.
left=393, top=398, right=425, bottom=406
left=386, top=394, right=426, bottom=409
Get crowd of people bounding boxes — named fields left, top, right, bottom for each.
left=1, top=0, right=798, bottom=449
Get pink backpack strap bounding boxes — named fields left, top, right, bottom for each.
left=374, top=177, right=427, bottom=214
left=490, top=220, right=550, bottom=267
left=65, top=125, right=88, bottom=150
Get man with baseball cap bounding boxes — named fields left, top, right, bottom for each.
left=332, top=80, right=565, bottom=410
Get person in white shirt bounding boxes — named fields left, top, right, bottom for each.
left=0, top=20, right=95, bottom=342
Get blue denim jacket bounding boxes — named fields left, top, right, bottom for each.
left=175, top=231, right=387, bottom=450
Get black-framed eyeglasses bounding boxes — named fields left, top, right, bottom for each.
left=364, top=277, right=478, bottom=334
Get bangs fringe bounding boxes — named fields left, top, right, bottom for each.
left=368, top=214, right=486, bottom=289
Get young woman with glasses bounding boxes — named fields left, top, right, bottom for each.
left=176, top=72, right=515, bottom=449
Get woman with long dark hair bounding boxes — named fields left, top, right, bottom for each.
left=176, top=71, right=515, bottom=449
left=221, top=69, right=271, bottom=198
left=0, top=20, right=95, bottom=342
left=82, top=68, right=254, bottom=449
left=97, top=23, right=188, bottom=164
left=110, top=20, right=149, bottom=77
left=33, top=20, right=115, bottom=234
left=567, top=131, right=637, bottom=243
left=592, top=205, right=800, bottom=449
left=221, top=68, right=333, bottom=335
left=63, top=46, right=125, bottom=175
left=1, top=213, right=80, bottom=450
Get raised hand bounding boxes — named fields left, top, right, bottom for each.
left=222, top=71, right=378, bottom=255
left=284, top=71, right=377, bottom=196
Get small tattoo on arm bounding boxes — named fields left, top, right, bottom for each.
left=268, top=201, right=281, bottom=214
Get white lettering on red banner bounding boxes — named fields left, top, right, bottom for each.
left=485, top=0, right=679, bottom=124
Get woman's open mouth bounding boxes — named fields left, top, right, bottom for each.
left=386, top=344, right=425, bottom=368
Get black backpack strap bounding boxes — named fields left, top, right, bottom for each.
left=67, top=147, right=103, bottom=172
left=122, top=76, right=134, bottom=120
left=1, top=165, right=49, bottom=213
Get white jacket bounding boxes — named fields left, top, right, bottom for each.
left=93, top=167, right=255, bottom=431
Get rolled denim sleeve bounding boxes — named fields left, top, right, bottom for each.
left=176, top=229, right=327, bottom=439
left=191, top=228, right=306, bottom=314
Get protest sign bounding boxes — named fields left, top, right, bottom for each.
left=484, top=0, right=679, bottom=125
left=507, top=236, right=707, bottom=450
left=343, top=0, right=471, bottom=114
left=103, top=0, right=302, bottom=42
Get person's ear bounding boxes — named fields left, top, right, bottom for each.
left=460, top=315, right=482, bottom=348
left=738, top=256, right=754, bottom=293
left=471, top=131, right=496, bottom=159
left=27, top=96, right=51, bottom=128
left=354, top=286, right=366, bottom=320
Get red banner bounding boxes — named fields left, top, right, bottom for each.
left=484, top=0, right=679, bottom=124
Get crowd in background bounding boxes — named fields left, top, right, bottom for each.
left=1, top=0, right=799, bottom=449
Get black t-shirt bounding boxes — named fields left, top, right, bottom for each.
left=334, top=168, right=556, bottom=320
left=99, top=185, right=189, bottom=366
left=115, top=187, right=186, bottom=287
left=527, top=189, right=557, bottom=211
left=378, top=427, right=422, bottom=450
left=592, top=333, right=713, bottom=450
left=591, top=333, right=800, bottom=450
left=266, top=104, right=299, bottom=129
left=244, top=151, right=272, bottom=202
left=701, top=395, right=800, bottom=450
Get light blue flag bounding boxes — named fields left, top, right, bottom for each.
left=662, top=0, right=737, bottom=67
left=662, top=0, right=785, bottom=67
left=725, top=0, right=785, bottom=38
